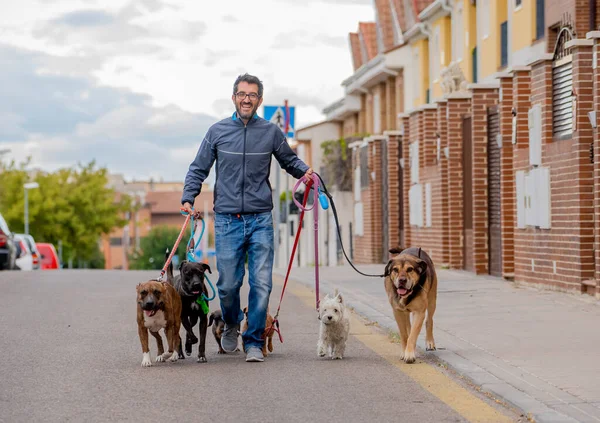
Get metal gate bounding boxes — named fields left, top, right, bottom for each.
left=462, top=116, right=474, bottom=272
left=487, top=106, right=502, bottom=276
left=381, top=139, right=389, bottom=263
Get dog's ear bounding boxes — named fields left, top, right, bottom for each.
left=200, top=263, right=212, bottom=274
left=335, top=292, right=343, bottom=304
left=242, top=306, right=248, bottom=315
left=414, top=258, right=427, bottom=274
left=179, top=261, right=186, bottom=271
left=384, top=260, right=394, bottom=277
left=389, top=247, right=403, bottom=255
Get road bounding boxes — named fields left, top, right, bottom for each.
left=0, top=270, right=521, bottom=422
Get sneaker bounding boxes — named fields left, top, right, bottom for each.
left=220, top=324, right=239, bottom=353
left=245, top=347, right=264, bottom=362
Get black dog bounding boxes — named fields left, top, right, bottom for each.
left=166, top=254, right=212, bottom=363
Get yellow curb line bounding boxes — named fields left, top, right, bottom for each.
left=276, top=276, right=514, bottom=423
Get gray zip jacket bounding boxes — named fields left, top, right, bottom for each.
left=181, top=113, right=309, bottom=214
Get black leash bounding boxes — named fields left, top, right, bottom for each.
left=315, top=172, right=385, bottom=278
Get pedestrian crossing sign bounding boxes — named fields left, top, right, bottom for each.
left=263, top=105, right=295, bottom=138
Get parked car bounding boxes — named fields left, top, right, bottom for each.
left=14, top=235, right=33, bottom=271
left=36, top=243, right=60, bottom=270
left=0, top=212, right=17, bottom=271
left=16, top=234, right=41, bottom=270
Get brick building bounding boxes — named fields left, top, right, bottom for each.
left=318, top=0, right=600, bottom=298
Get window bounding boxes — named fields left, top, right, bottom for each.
left=515, top=0, right=522, bottom=7
left=110, top=237, right=122, bottom=246
left=536, top=0, right=545, bottom=40
left=500, top=21, right=508, bottom=68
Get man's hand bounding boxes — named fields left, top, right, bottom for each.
left=181, top=202, right=194, bottom=215
left=303, top=168, right=314, bottom=184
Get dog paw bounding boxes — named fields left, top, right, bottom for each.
left=141, top=352, right=152, bottom=367
left=403, top=349, right=416, bottom=364
left=155, top=355, right=165, bottom=363
left=160, top=351, right=173, bottom=362
left=218, top=349, right=226, bottom=354
left=426, top=340, right=437, bottom=351
left=185, top=343, right=192, bottom=356
left=178, top=351, right=185, bottom=359
left=187, top=335, right=198, bottom=345
left=197, top=356, right=207, bottom=363
left=168, top=353, right=179, bottom=362
left=332, top=355, right=343, bottom=360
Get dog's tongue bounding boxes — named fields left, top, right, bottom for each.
left=397, top=287, right=408, bottom=296
left=192, top=291, right=200, bottom=294
left=144, top=310, right=155, bottom=317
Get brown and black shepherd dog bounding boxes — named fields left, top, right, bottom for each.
left=384, top=247, right=437, bottom=364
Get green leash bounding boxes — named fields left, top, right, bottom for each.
left=196, top=296, right=210, bottom=314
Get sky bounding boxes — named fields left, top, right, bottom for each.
left=0, top=0, right=374, bottom=183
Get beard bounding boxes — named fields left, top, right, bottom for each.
left=235, top=100, right=258, bottom=120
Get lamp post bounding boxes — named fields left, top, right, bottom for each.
left=24, top=182, right=39, bottom=235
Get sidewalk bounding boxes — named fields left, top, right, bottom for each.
left=275, top=264, right=600, bottom=423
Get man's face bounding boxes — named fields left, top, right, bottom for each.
left=232, top=81, right=262, bottom=120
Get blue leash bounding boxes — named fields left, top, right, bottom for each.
left=180, top=210, right=216, bottom=302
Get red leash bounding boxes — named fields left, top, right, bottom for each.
left=266, top=174, right=323, bottom=342
left=265, top=178, right=315, bottom=342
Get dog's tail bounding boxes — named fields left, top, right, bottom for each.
left=165, top=248, right=174, bottom=284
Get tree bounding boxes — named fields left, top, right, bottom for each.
left=0, top=159, right=130, bottom=266
left=128, top=225, right=191, bottom=270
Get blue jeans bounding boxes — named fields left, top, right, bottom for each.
left=214, top=211, right=274, bottom=349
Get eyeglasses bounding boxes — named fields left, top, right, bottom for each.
left=235, top=92, right=260, bottom=101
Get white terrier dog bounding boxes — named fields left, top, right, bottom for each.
left=317, top=289, right=350, bottom=360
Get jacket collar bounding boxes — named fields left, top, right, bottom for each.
left=232, top=112, right=259, bottom=122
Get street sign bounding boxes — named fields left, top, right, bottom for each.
left=263, top=105, right=295, bottom=138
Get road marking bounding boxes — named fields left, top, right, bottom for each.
left=278, top=277, right=514, bottom=423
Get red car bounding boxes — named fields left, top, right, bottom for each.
left=36, top=243, right=60, bottom=270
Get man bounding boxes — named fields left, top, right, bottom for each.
left=181, top=73, right=312, bottom=362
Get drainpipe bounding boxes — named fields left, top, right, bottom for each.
left=591, top=0, right=597, bottom=32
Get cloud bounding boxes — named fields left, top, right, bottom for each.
left=204, top=49, right=236, bottom=67
left=222, top=15, right=238, bottom=23
left=51, top=10, right=114, bottom=27
left=0, top=44, right=217, bottom=181
left=271, top=30, right=347, bottom=50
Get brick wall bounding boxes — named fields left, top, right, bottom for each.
left=436, top=100, right=450, bottom=266
left=386, top=132, right=403, bottom=249
left=592, top=33, right=600, bottom=297
left=401, top=114, right=412, bottom=249
left=470, top=87, right=499, bottom=274
left=498, top=75, right=515, bottom=277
